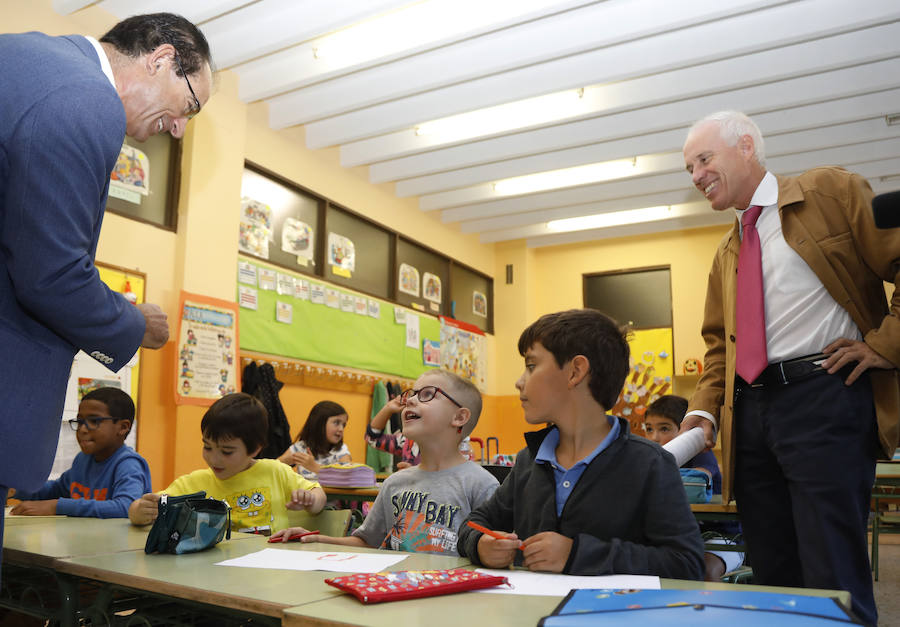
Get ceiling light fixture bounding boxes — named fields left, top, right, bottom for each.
left=312, top=0, right=565, bottom=68
left=546, top=206, right=672, bottom=233
left=415, top=88, right=587, bottom=142
left=494, top=157, right=640, bottom=196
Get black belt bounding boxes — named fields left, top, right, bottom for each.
left=741, top=353, right=829, bottom=388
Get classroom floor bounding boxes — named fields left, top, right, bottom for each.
left=875, top=540, right=900, bottom=627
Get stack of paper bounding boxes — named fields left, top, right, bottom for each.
left=316, top=463, right=376, bottom=488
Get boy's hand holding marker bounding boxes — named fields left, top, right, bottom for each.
left=467, top=521, right=522, bottom=568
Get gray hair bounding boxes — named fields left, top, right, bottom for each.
left=689, top=110, right=766, bottom=166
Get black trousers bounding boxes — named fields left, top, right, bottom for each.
left=734, top=370, right=878, bottom=625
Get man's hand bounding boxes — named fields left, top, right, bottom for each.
left=476, top=531, right=521, bottom=569
left=521, top=531, right=573, bottom=573
left=137, top=303, right=169, bottom=348
left=10, top=499, right=57, bottom=516
left=678, top=414, right=716, bottom=449
left=823, top=338, right=894, bottom=385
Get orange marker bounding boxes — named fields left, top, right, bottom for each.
left=466, top=521, right=523, bottom=548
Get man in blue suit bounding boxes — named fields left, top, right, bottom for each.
left=0, top=13, right=213, bottom=571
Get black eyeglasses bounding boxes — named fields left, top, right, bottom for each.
left=400, top=386, right=463, bottom=408
left=68, top=417, right=121, bottom=431
left=173, top=55, right=201, bottom=119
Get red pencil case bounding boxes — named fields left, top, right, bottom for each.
left=324, top=568, right=508, bottom=604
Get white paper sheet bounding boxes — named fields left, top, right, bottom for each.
left=215, top=548, right=407, bottom=573
left=474, top=569, right=660, bottom=596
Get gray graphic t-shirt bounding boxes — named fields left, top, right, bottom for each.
left=353, top=461, right=498, bottom=555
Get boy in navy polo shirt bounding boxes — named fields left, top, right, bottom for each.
left=458, top=309, right=703, bottom=578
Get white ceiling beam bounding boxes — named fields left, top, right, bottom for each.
left=299, top=5, right=900, bottom=146
left=474, top=156, right=900, bottom=244
left=235, top=0, right=597, bottom=102
left=397, top=117, right=900, bottom=197
left=267, top=0, right=782, bottom=126
left=210, top=0, right=416, bottom=71
left=366, top=76, right=900, bottom=183
left=98, top=0, right=247, bottom=24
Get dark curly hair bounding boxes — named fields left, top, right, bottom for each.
left=100, top=12, right=213, bottom=76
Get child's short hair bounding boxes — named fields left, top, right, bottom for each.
left=645, top=395, right=688, bottom=427
left=425, top=368, right=482, bottom=437
left=200, top=393, right=268, bottom=454
left=518, top=309, right=629, bottom=410
left=298, top=400, right=348, bottom=458
left=82, top=387, right=135, bottom=435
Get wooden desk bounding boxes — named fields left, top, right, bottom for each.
left=282, top=577, right=851, bottom=627
left=2, top=517, right=150, bottom=568
left=875, top=461, right=900, bottom=487
left=55, top=535, right=471, bottom=620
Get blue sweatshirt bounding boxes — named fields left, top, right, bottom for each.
left=15, top=445, right=151, bottom=518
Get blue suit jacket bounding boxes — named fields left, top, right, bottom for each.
left=0, top=33, right=145, bottom=491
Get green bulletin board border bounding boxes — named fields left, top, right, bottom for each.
left=238, top=256, right=440, bottom=379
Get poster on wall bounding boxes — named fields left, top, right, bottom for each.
left=175, top=291, right=240, bottom=406
left=439, top=316, right=486, bottom=391
left=109, top=144, right=150, bottom=204
left=238, top=197, right=273, bottom=259
left=472, top=291, right=488, bottom=318
left=282, top=217, right=314, bottom=265
left=398, top=263, right=420, bottom=297
left=423, top=272, right=441, bottom=304
left=328, top=232, right=355, bottom=278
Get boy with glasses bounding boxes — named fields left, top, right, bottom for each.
left=9, top=388, right=151, bottom=518
left=271, top=369, right=498, bottom=555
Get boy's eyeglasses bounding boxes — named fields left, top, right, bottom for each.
left=400, top=386, right=463, bottom=408
left=68, top=417, right=121, bottom=431
left=173, top=54, right=201, bottom=119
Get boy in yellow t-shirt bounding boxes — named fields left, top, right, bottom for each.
left=129, top=393, right=325, bottom=534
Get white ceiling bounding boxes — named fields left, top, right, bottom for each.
left=59, top=0, right=900, bottom=248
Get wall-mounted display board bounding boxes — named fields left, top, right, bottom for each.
left=106, top=134, right=180, bottom=230
left=449, top=264, right=492, bottom=333
left=396, top=237, right=449, bottom=316
left=238, top=162, right=493, bottom=333
left=240, top=165, right=322, bottom=276
left=325, top=205, right=392, bottom=299
left=238, top=256, right=440, bottom=380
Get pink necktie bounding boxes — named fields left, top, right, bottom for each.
left=735, top=205, right=768, bottom=383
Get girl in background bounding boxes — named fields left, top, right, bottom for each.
left=279, top=401, right=351, bottom=480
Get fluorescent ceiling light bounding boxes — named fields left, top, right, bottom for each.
left=416, top=89, right=587, bottom=142
left=547, top=206, right=672, bottom=232
left=494, top=158, right=641, bottom=196
left=313, top=0, right=564, bottom=68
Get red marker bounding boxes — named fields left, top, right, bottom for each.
left=268, top=530, right=320, bottom=543
left=466, top=521, right=523, bottom=548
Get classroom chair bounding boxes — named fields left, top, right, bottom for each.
left=871, top=508, right=900, bottom=581
left=286, top=509, right=352, bottom=537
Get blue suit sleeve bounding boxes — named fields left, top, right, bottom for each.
left=1, top=80, right=145, bottom=371
left=54, top=457, right=151, bottom=519
left=13, top=471, right=71, bottom=501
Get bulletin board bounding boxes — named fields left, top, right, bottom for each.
left=48, top=262, right=145, bottom=479
left=237, top=256, right=440, bottom=379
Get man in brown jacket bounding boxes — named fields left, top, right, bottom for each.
left=680, top=110, right=900, bottom=625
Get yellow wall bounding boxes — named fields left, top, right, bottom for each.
left=13, top=0, right=737, bottom=478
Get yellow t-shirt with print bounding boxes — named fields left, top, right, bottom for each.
left=162, top=459, right=320, bottom=533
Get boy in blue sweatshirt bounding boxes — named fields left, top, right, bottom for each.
left=10, top=387, right=151, bottom=518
